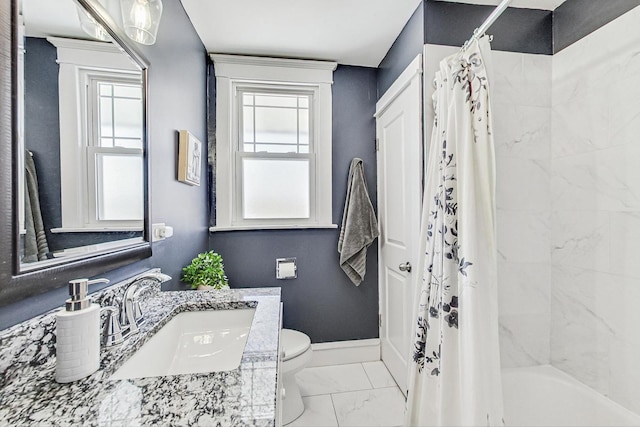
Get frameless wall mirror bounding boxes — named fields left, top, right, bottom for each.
left=0, top=0, right=151, bottom=305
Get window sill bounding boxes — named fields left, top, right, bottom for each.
left=51, top=226, right=143, bottom=233
left=50, top=237, right=144, bottom=258
left=209, top=224, right=338, bottom=232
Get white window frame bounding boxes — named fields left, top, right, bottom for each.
left=211, top=54, right=337, bottom=231
left=48, top=37, right=143, bottom=233
left=84, top=71, right=143, bottom=227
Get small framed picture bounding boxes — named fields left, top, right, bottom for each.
left=178, top=130, right=202, bottom=186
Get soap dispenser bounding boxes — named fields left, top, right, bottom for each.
left=55, top=277, right=109, bottom=383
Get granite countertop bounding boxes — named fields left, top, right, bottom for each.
left=0, top=272, right=282, bottom=426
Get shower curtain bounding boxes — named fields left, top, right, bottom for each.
left=405, top=36, right=504, bottom=427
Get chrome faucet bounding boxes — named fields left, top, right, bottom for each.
left=119, top=272, right=172, bottom=336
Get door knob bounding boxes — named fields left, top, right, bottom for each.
left=399, top=262, right=412, bottom=273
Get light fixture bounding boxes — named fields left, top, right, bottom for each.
left=120, top=0, right=163, bottom=45
left=77, top=5, right=111, bottom=41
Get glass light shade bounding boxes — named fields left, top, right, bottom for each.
left=77, top=6, right=111, bottom=41
left=120, top=0, right=163, bottom=45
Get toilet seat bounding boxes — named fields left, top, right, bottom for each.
left=281, top=329, right=311, bottom=361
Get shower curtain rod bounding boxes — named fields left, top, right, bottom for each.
left=462, top=0, right=513, bottom=49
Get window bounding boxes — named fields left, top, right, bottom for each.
left=85, top=73, right=143, bottom=226
left=50, top=38, right=143, bottom=232
left=211, top=55, right=337, bottom=231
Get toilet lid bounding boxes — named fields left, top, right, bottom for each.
left=281, top=329, right=311, bottom=361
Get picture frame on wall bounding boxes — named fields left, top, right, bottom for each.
left=178, top=130, right=202, bottom=186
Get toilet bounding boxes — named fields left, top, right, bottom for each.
left=280, top=328, right=313, bottom=425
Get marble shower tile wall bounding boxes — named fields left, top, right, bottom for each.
left=551, top=5, right=640, bottom=415
left=424, top=44, right=552, bottom=369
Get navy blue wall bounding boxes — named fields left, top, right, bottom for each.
left=23, top=37, right=60, bottom=248
left=1, top=0, right=208, bottom=329
left=209, top=66, right=379, bottom=343
left=377, top=2, right=424, bottom=98
left=424, top=1, right=552, bottom=55
left=377, top=0, right=554, bottom=101
left=553, top=0, right=640, bottom=53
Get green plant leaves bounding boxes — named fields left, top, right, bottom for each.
left=181, top=251, right=229, bottom=290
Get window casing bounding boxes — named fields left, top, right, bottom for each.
left=50, top=37, right=143, bottom=232
left=211, top=55, right=337, bottom=231
left=84, top=72, right=143, bottom=227
left=236, top=86, right=315, bottom=223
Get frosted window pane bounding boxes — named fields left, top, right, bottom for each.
left=254, top=144, right=298, bottom=154
left=114, top=84, right=141, bottom=98
left=114, top=139, right=141, bottom=149
left=299, top=145, right=309, bottom=154
left=255, top=94, right=297, bottom=108
left=243, top=106, right=254, bottom=143
left=100, top=98, right=113, bottom=138
left=299, top=109, right=309, bottom=144
left=255, top=107, right=297, bottom=144
left=243, top=93, right=254, bottom=106
left=242, top=158, right=309, bottom=219
left=113, top=98, right=142, bottom=140
left=101, top=138, right=113, bottom=148
left=96, top=154, right=143, bottom=220
left=298, top=96, right=309, bottom=108
left=243, top=144, right=255, bottom=152
left=99, top=83, right=112, bottom=96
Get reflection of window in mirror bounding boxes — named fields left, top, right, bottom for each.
left=85, top=73, right=143, bottom=225
left=49, top=38, right=143, bottom=233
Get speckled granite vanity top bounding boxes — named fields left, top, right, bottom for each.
left=0, top=276, right=281, bottom=426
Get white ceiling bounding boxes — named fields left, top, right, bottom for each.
left=182, top=0, right=565, bottom=68
left=23, top=0, right=88, bottom=39
left=181, top=0, right=423, bottom=68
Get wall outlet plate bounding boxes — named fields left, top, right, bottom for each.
left=152, top=223, right=173, bottom=242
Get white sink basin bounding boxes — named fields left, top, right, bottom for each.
left=110, top=308, right=256, bottom=380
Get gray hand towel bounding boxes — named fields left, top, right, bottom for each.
left=24, top=150, right=50, bottom=262
left=338, top=158, right=379, bottom=286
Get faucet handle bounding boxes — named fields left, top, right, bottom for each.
left=101, top=306, right=124, bottom=347
left=133, top=300, right=145, bottom=328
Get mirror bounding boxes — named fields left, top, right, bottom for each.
left=0, top=0, right=151, bottom=306
left=17, top=0, right=149, bottom=272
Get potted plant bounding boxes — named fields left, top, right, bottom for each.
left=182, top=251, right=230, bottom=290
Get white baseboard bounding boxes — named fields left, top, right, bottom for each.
left=308, top=338, right=380, bottom=367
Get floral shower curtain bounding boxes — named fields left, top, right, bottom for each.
left=404, top=36, right=504, bottom=427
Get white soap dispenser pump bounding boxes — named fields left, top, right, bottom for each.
left=55, top=277, right=109, bottom=383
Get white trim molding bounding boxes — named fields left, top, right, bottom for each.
left=210, top=223, right=337, bottom=232
left=375, top=54, right=423, bottom=119
left=211, top=54, right=337, bottom=231
left=211, top=54, right=337, bottom=83
left=50, top=37, right=142, bottom=231
left=308, top=338, right=380, bottom=368
left=48, top=37, right=137, bottom=69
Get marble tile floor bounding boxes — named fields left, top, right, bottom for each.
left=288, top=361, right=405, bottom=427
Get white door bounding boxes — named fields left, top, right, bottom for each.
left=375, top=55, right=423, bottom=395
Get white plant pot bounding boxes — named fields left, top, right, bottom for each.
left=196, top=284, right=230, bottom=291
